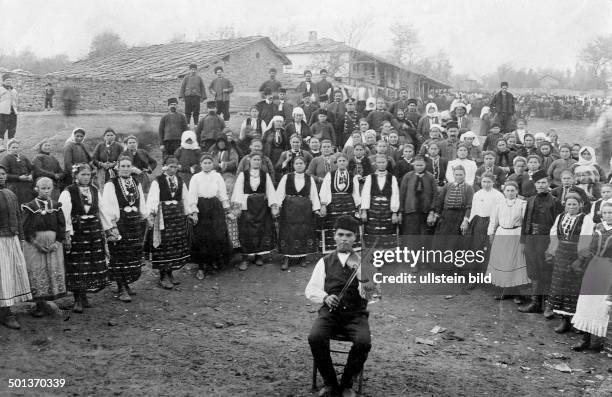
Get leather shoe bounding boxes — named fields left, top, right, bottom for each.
left=518, top=297, right=543, bottom=313
left=168, top=272, right=180, bottom=285
left=118, top=290, right=132, bottom=302
left=543, top=304, right=555, bottom=320
left=82, top=294, right=93, bottom=308
left=281, top=258, right=289, bottom=271
left=196, top=270, right=205, bottom=280
left=125, top=284, right=136, bottom=296
left=238, top=261, right=248, bottom=271
left=317, top=385, right=337, bottom=397
left=255, top=257, right=264, bottom=266
left=342, top=388, right=357, bottom=397
left=554, top=316, right=571, bottom=333
left=589, top=336, right=605, bottom=352
left=159, top=277, right=174, bottom=290
left=571, top=333, right=591, bottom=351
left=2, top=314, right=20, bottom=330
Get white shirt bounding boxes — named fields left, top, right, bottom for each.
left=319, top=171, right=361, bottom=207
left=360, top=172, right=400, bottom=213
left=468, top=188, right=504, bottom=221
left=101, top=179, right=148, bottom=229
left=305, top=252, right=364, bottom=303
left=446, top=158, right=477, bottom=186
left=146, top=177, right=191, bottom=216
left=239, top=118, right=267, bottom=140
left=547, top=213, right=594, bottom=255
left=58, top=188, right=112, bottom=234
left=273, top=173, right=321, bottom=211
left=187, top=170, right=229, bottom=213
left=230, top=170, right=276, bottom=210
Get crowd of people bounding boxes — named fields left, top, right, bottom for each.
left=0, top=67, right=611, bottom=396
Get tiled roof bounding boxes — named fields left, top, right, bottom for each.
left=282, top=38, right=451, bottom=89
left=52, top=36, right=290, bottom=81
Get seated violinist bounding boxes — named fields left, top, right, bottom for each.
left=306, top=215, right=371, bottom=397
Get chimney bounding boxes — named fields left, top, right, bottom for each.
left=308, top=31, right=317, bottom=42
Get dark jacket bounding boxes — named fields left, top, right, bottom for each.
left=399, top=171, right=438, bottom=214
left=489, top=90, right=515, bottom=115
left=179, top=74, right=206, bottom=98
left=159, top=111, right=188, bottom=142
left=425, top=156, right=448, bottom=187
left=521, top=192, right=562, bottom=241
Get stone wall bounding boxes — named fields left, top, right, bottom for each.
left=8, top=40, right=286, bottom=113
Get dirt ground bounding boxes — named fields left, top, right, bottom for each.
left=1, top=112, right=611, bottom=397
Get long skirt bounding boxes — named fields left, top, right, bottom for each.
left=7, top=181, right=35, bottom=204
left=485, top=227, right=530, bottom=288
left=0, top=236, right=32, bottom=307
left=150, top=202, right=190, bottom=272
left=321, top=193, right=360, bottom=253
left=65, top=215, right=108, bottom=292
left=23, top=231, right=66, bottom=300
left=549, top=240, right=583, bottom=316
left=238, top=193, right=275, bottom=255
left=278, top=196, right=317, bottom=257
left=192, top=197, right=231, bottom=264
left=364, top=195, right=396, bottom=252
left=108, top=209, right=144, bottom=284
left=223, top=173, right=240, bottom=249
left=571, top=255, right=612, bottom=337
left=466, top=215, right=490, bottom=272
left=432, top=208, right=467, bottom=271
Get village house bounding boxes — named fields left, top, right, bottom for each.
left=8, top=36, right=291, bottom=112
left=280, top=31, right=451, bottom=101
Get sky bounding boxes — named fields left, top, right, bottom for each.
left=2, top=0, right=612, bottom=78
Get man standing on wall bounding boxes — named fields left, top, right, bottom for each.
left=0, top=74, right=18, bottom=142
left=44, top=83, right=55, bottom=111
left=179, top=63, right=207, bottom=126
left=259, top=68, right=282, bottom=95
left=316, top=69, right=333, bottom=99
left=209, top=66, right=234, bottom=122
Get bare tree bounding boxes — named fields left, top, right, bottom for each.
left=334, top=16, right=375, bottom=48
left=308, top=52, right=348, bottom=77
left=579, top=35, right=612, bottom=77
left=387, top=22, right=420, bottom=66
left=88, top=30, right=127, bottom=58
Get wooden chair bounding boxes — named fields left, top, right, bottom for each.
left=311, top=332, right=364, bottom=394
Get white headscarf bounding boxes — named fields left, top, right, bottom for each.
left=65, top=127, right=86, bottom=145
left=533, top=132, right=550, bottom=142
left=292, top=107, right=305, bottom=119
left=480, top=106, right=490, bottom=119
left=265, top=115, right=285, bottom=133
left=365, top=97, right=376, bottom=110
left=181, top=130, right=200, bottom=150
left=425, top=103, right=438, bottom=116
left=460, top=131, right=480, bottom=147
left=577, top=146, right=597, bottom=167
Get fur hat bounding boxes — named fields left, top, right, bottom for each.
left=334, top=215, right=360, bottom=234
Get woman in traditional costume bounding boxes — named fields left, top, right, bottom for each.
left=231, top=152, right=277, bottom=271
left=319, top=153, right=361, bottom=253
left=546, top=193, right=594, bottom=333
left=92, top=127, right=123, bottom=191
left=274, top=155, right=320, bottom=270
left=102, top=155, right=147, bottom=302
left=59, top=163, right=110, bottom=313
left=63, top=128, right=91, bottom=186
left=571, top=202, right=612, bottom=351
left=21, top=177, right=66, bottom=317
left=32, top=139, right=64, bottom=201
left=0, top=139, right=34, bottom=204
left=174, top=130, right=201, bottom=188
left=146, top=156, right=191, bottom=289
left=122, top=135, right=157, bottom=194
left=486, top=181, right=530, bottom=300
left=360, top=154, right=400, bottom=249
left=187, top=154, right=231, bottom=280
left=0, top=164, right=31, bottom=329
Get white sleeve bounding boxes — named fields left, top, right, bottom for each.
left=138, top=184, right=148, bottom=217
left=101, top=182, right=120, bottom=227
left=305, top=257, right=327, bottom=304
left=352, top=175, right=361, bottom=207
left=487, top=204, right=499, bottom=235
left=319, top=173, right=332, bottom=205
left=589, top=200, right=599, bottom=217
left=231, top=172, right=247, bottom=210
left=547, top=214, right=561, bottom=255
left=445, top=161, right=455, bottom=184
left=361, top=175, right=372, bottom=210
left=97, top=191, right=113, bottom=231
left=58, top=190, right=73, bottom=235
left=265, top=173, right=276, bottom=206
left=467, top=161, right=477, bottom=186
left=309, top=176, right=321, bottom=211
left=146, top=180, right=161, bottom=215
left=578, top=214, right=595, bottom=254
left=274, top=174, right=288, bottom=207
left=181, top=183, right=190, bottom=215
left=239, top=120, right=248, bottom=140
left=391, top=176, right=400, bottom=213
left=260, top=120, right=268, bottom=133
left=216, top=174, right=229, bottom=208
left=188, top=174, right=199, bottom=213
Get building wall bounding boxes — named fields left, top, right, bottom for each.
left=283, top=52, right=350, bottom=78
left=7, top=41, right=285, bottom=113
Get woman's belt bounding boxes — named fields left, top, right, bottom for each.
left=161, top=200, right=179, bottom=205
left=122, top=206, right=139, bottom=213
left=500, top=226, right=520, bottom=229
left=73, top=215, right=96, bottom=220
